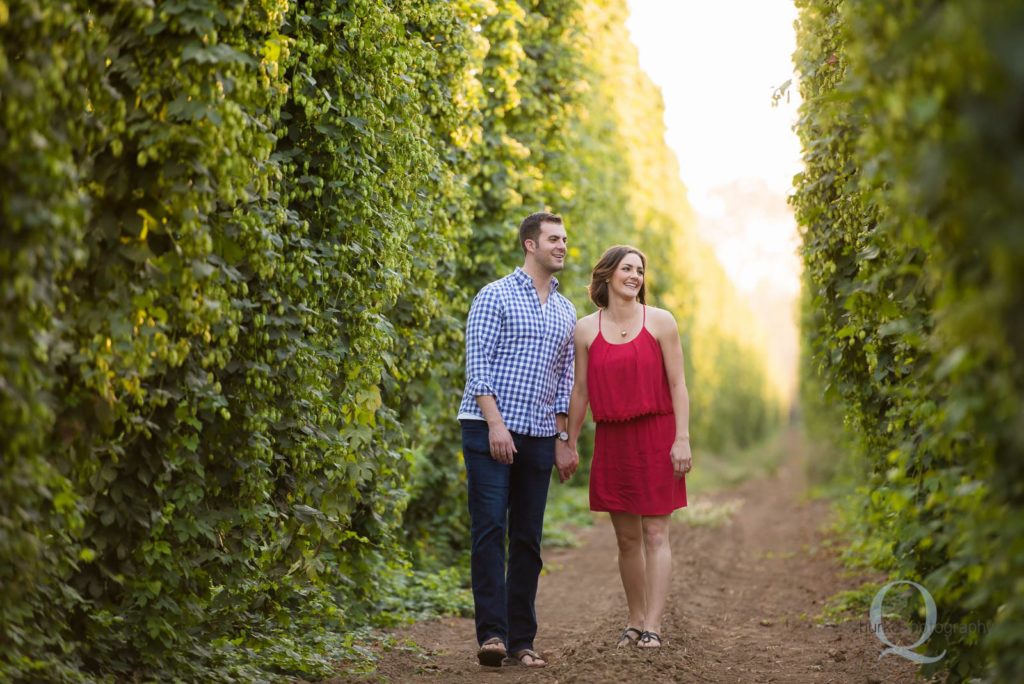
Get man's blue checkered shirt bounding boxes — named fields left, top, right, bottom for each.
left=458, top=267, right=576, bottom=436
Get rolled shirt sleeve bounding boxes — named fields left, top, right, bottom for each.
left=465, top=286, right=501, bottom=398
left=554, top=325, right=575, bottom=415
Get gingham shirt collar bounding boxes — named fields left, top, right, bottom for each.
left=511, top=266, right=560, bottom=294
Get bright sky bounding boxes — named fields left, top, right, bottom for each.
left=626, top=0, right=803, bottom=297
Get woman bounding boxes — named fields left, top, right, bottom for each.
left=567, top=245, right=692, bottom=649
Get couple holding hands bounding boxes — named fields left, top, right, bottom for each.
left=457, top=211, right=692, bottom=668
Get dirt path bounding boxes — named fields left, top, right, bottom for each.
left=343, top=429, right=926, bottom=683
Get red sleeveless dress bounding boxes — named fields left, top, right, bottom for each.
left=588, top=306, right=687, bottom=515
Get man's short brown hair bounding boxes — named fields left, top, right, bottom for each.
left=518, top=212, right=563, bottom=254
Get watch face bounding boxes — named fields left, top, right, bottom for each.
left=557, top=431, right=569, bottom=441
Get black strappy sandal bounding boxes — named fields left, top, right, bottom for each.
left=477, top=636, right=506, bottom=667
left=638, top=630, right=663, bottom=648
left=617, top=626, right=643, bottom=648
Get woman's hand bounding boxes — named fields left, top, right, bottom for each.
left=555, top=440, right=578, bottom=483
left=671, top=438, right=692, bottom=480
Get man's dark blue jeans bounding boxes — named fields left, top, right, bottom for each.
left=460, top=419, right=554, bottom=654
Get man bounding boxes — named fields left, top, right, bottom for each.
left=457, top=211, right=579, bottom=668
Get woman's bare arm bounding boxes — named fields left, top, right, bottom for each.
left=652, top=308, right=692, bottom=478
left=567, top=316, right=595, bottom=451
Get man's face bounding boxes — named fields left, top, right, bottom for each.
left=530, top=221, right=568, bottom=273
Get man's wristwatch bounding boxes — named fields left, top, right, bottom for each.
left=556, top=431, right=569, bottom=442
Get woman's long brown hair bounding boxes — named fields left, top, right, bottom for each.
left=588, top=245, right=648, bottom=308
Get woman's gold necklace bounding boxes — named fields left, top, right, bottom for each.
left=606, top=307, right=638, bottom=337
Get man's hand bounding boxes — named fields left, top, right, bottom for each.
left=555, top=440, right=578, bottom=483
left=488, top=422, right=517, bottom=464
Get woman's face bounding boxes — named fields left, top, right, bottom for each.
left=609, top=252, right=645, bottom=300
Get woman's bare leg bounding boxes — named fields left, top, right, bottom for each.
left=638, top=515, right=671, bottom=645
left=609, top=512, right=646, bottom=632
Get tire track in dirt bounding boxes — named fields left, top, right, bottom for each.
left=343, top=428, right=928, bottom=683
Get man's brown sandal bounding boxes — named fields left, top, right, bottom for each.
left=617, top=626, right=643, bottom=648
left=509, top=648, right=547, bottom=667
left=477, top=636, right=506, bottom=667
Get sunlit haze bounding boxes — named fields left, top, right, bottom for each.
left=626, top=0, right=803, bottom=396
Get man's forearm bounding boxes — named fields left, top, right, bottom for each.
left=475, top=395, right=505, bottom=427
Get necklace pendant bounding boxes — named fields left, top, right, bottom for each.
left=620, top=330, right=627, bottom=337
